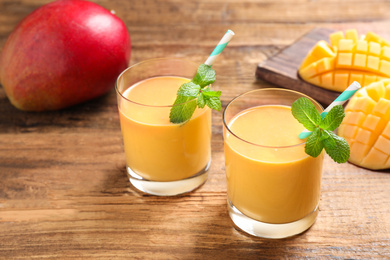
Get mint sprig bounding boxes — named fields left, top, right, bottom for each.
left=169, top=96, right=197, bottom=124
left=170, top=64, right=221, bottom=123
left=291, top=97, right=350, bottom=163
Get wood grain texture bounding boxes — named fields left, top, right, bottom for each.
left=0, top=0, right=390, bottom=259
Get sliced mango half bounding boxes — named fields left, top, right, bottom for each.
left=338, top=79, right=390, bottom=170
left=299, top=29, right=390, bottom=92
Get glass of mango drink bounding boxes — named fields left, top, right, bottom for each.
left=223, top=88, right=325, bottom=239
left=115, top=58, right=212, bottom=196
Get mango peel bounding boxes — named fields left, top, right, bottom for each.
left=299, top=29, right=390, bottom=92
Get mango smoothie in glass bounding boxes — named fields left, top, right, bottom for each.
left=223, top=88, right=324, bottom=239
left=116, top=58, right=211, bottom=196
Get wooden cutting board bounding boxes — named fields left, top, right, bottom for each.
left=256, top=27, right=338, bottom=106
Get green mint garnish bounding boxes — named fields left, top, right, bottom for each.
left=170, top=64, right=221, bottom=124
left=291, top=97, right=350, bottom=163
left=192, top=64, right=216, bottom=87
left=177, top=82, right=201, bottom=97
left=305, top=128, right=324, bottom=158
left=291, top=97, right=321, bottom=131
left=170, top=96, right=197, bottom=124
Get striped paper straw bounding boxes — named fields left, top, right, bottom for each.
left=298, top=81, right=361, bottom=139
left=204, top=29, right=235, bottom=66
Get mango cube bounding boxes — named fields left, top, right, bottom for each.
left=299, top=29, right=390, bottom=92
left=338, top=80, right=390, bottom=170
left=330, top=31, right=345, bottom=49
left=345, top=29, right=358, bottom=43
left=338, top=39, right=354, bottom=52
left=356, top=40, right=368, bottom=53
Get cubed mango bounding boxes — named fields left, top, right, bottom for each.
left=338, top=80, right=390, bottom=170
left=299, top=30, right=390, bottom=92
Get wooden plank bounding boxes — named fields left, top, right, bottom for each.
left=1, top=0, right=390, bottom=259
left=256, top=27, right=339, bottom=105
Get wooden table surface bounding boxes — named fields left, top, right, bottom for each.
left=1, top=0, right=390, bottom=259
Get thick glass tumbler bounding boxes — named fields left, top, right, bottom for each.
left=223, top=88, right=324, bottom=238
left=116, top=58, right=211, bottom=196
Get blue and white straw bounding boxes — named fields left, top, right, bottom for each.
left=299, top=81, right=361, bottom=139
left=204, top=30, right=235, bottom=66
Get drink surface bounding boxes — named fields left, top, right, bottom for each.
left=123, top=76, right=182, bottom=106
left=224, top=105, right=323, bottom=224
left=228, top=105, right=305, bottom=147
left=121, top=76, right=206, bottom=125
left=119, top=76, right=211, bottom=181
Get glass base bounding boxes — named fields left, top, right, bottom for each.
left=228, top=199, right=318, bottom=239
left=127, top=160, right=210, bottom=196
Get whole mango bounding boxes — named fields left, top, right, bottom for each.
left=0, top=0, right=131, bottom=111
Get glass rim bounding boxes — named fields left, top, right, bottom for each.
left=222, top=88, right=324, bottom=149
left=115, top=57, right=199, bottom=108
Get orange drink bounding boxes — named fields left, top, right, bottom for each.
left=116, top=58, right=211, bottom=196
left=223, top=88, right=324, bottom=238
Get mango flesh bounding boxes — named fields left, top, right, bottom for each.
left=299, top=29, right=390, bottom=92
left=338, top=79, right=390, bottom=170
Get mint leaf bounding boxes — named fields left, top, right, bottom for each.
left=192, top=64, right=216, bottom=88
left=291, top=97, right=321, bottom=131
left=319, top=105, right=345, bottom=131
left=177, top=82, right=201, bottom=97
left=323, top=131, right=350, bottom=163
left=319, top=129, right=331, bottom=142
left=169, top=95, right=197, bottom=123
left=305, top=128, right=324, bottom=157
left=202, top=87, right=221, bottom=97
left=291, top=97, right=350, bottom=164
left=322, top=130, right=336, bottom=149
left=197, top=93, right=206, bottom=108
left=170, top=64, right=221, bottom=123
left=205, top=96, right=222, bottom=111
